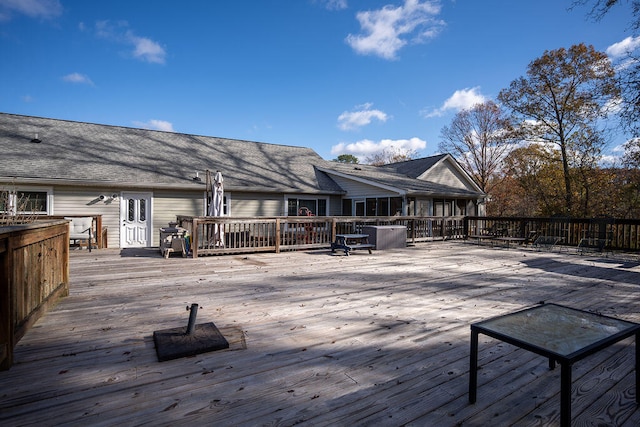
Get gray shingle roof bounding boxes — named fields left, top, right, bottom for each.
left=379, top=154, right=448, bottom=178
left=0, top=113, right=343, bottom=193
left=320, top=161, right=482, bottom=197
left=0, top=113, right=484, bottom=198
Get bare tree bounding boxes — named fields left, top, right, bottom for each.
left=365, top=147, right=419, bottom=166
left=498, top=43, right=619, bottom=215
left=574, top=1, right=640, bottom=135
left=438, top=100, right=518, bottom=193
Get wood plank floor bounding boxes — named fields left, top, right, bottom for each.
left=1, top=242, right=639, bottom=426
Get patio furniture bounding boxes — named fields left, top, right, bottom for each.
left=469, top=303, right=640, bottom=427
left=494, top=236, right=526, bottom=248
left=362, top=225, right=406, bottom=250
left=532, top=235, right=562, bottom=251
left=66, top=217, right=93, bottom=252
left=331, top=234, right=374, bottom=255
left=159, top=226, right=188, bottom=258
left=578, top=217, right=613, bottom=254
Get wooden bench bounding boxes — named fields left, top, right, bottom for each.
left=467, top=234, right=495, bottom=245
left=494, top=236, right=526, bottom=248
left=331, top=234, right=374, bottom=256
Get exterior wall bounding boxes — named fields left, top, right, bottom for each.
left=25, top=185, right=355, bottom=247
left=52, top=187, right=121, bottom=249
left=153, top=190, right=205, bottom=246
left=53, top=187, right=206, bottom=248
left=229, top=193, right=341, bottom=217
left=420, top=160, right=477, bottom=192
left=231, top=193, right=283, bottom=216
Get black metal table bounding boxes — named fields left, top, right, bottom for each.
left=469, top=303, right=640, bottom=426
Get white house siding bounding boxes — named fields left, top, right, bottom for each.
left=231, top=193, right=283, bottom=217
left=153, top=190, right=205, bottom=246
left=53, top=188, right=206, bottom=248
left=53, top=187, right=122, bottom=249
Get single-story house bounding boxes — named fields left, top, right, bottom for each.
left=0, top=113, right=485, bottom=249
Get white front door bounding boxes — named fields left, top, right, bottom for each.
left=120, top=192, right=152, bottom=248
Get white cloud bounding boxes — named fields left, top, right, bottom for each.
left=338, top=103, right=388, bottom=130
left=133, top=119, right=175, bottom=132
left=128, top=32, right=166, bottom=64
left=345, top=0, right=444, bottom=60
left=94, top=20, right=167, bottom=64
left=0, top=0, right=62, bottom=20
left=319, top=0, right=348, bottom=10
left=62, top=72, right=94, bottom=86
left=331, top=136, right=426, bottom=158
left=423, top=86, right=486, bottom=118
left=606, top=36, right=640, bottom=59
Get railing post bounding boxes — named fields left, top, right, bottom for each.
left=463, top=216, right=469, bottom=238
left=275, top=218, right=280, bottom=253
left=331, top=218, right=337, bottom=243
left=191, top=218, right=199, bottom=258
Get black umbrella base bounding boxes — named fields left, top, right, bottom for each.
left=153, top=322, right=229, bottom=362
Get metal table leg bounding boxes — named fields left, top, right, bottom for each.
left=636, top=331, right=639, bottom=404
left=469, top=329, right=478, bottom=403
left=560, top=362, right=572, bottom=427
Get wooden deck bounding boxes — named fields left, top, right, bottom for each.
left=1, top=242, right=639, bottom=426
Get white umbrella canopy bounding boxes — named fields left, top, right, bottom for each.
left=210, top=171, right=224, bottom=216
left=209, top=170, right=224, bottom=246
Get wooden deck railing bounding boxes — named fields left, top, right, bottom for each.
left=176, top=216, right=466, bottom=257
left=174, top=215, right=640, bottom=256
left=464, top=216, right=640, bottom=251
left=0, top=220, right=70, bottom=370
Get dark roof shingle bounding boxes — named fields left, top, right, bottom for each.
left=0, top=113, right=342, bottom=193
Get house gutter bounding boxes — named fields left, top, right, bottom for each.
left=0, top=176, right=345, bottom=195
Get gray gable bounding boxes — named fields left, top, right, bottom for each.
left=320, top=160, right=483, bottom=198
left=0, top=113, right=343, bottom=194
left=379, top=154, right=448, bottom=178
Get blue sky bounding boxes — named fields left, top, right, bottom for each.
left=0, top=0, right=634, bottom=162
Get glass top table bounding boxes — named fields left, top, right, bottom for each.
left=469, top=303, right=640, bottom=427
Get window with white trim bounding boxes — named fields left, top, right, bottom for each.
left=1, top=187, right=52, bottom=215
left=287, top=197, right=327, bottom=216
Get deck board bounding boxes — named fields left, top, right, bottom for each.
left=1, top=242, right=639, bottom=426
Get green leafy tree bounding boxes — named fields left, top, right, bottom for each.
left=498, top=43, right=619, bottom=215
left=333, top=154, right=360, bottom=164
left=439, top=100, right=519, bottom=193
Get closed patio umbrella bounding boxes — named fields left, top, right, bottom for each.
left=209, top=170, right=224, bottom=246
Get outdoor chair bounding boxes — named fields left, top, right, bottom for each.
left=532, top=235, right=561, bottom=251
left=66, top=217, right=93, bottom=252
left=577, top=217, right=613, bottom=255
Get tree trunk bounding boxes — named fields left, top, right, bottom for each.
left=560, top=140, right=573, bottom=215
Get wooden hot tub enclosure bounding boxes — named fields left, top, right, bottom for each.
left=0, top=220, right=70, bottom=370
